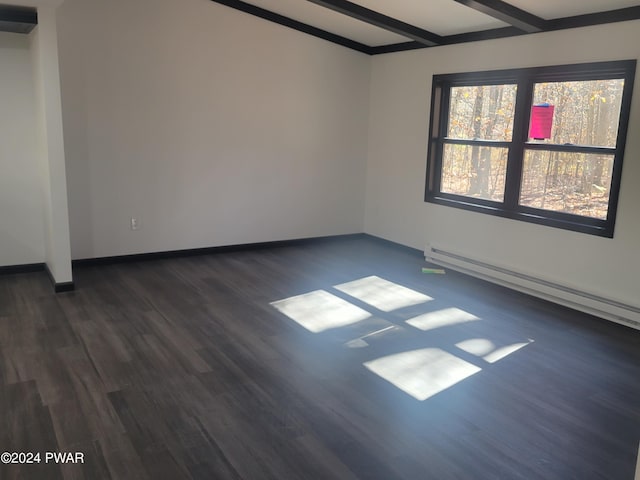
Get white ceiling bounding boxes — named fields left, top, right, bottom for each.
left=353, top=0, right=508, bottom=35
left=3, top=0, right=639, bottom=46
left=246, top=0, right=409, bottom=46
left=507, top=0, right=640, bottom=20
left=246, top=0, right=509, bottom=45
left=234, top=0, right=640, bottom=48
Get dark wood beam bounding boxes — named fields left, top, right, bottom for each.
left=0, top=5, right=37, bottom=34
left=442, top=25, right=525, bottom=45
left=453, top=0, right=547, bottom=33
left=210, top=0, right=640, bottom=56
left=546, top=6, right=640, bottom=31
left=369, top=41, right=425, bottom=56
left=372, top=5, right=640, bottom=55
left=370, top=26, right=525, bottom=55
left=306, top=0, right=442, bottom=46
left=210, top=0, right=372, bottom=54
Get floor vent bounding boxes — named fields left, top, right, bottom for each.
left=426, top=245, right=640, bottom=331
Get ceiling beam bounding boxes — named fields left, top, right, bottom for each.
left=453, top=0, right=547, bottom=33
left=442, top=25, right=525, bottom=45
left=211, top=0, right=640, bottom=56
left=210, top=0, right=372, bottom=54
left=370, top=26, right=525, bottom=55
left=306, top=0, right=442, bottom=46
left=0, top=5, right=37, bottom=34
left=546, top=6, right=640, bottom=31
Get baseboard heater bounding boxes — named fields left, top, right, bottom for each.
left=425, top=245, right=640, bottom=331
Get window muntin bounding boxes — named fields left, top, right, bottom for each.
left=425, top=60, right=636, bottom=237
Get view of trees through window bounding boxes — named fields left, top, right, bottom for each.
left=442, top=144, right=508, bottom=202
left=441, top=84, right=515, bottom=202
left=440, top=79, right=625, bottom=219
left=531, top=80, right=623, bottom=147
left=520, top=151, right=614, bottom=219
left=447, top=84, right=516, bottom=141
left=521, top=79, right=624, bottom=219
left=427, top=60, right=636, bottom=237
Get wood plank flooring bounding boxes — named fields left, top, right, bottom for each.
left=1, top=236, right=639, bottom=479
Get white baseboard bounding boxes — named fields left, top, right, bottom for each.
left=425, top=245, right=640, bottom=331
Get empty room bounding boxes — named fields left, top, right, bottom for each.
left=1, top=0, right=639, bottom=478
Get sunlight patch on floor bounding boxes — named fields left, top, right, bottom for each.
left=405, top=307, right=480, bottom=331
left=272, top=279, right=533, bottom=401
left=345, top=338, right=369, bottom=348
left=271, top=290, right=370, bottom=333
left=364, top=348, right=481, bottom=401
left=455, top=338, right=533, bottom=363
left=334, top=276, right=432, bottom=312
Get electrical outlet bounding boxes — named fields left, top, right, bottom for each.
left=130, top=217, right=140, bottom=230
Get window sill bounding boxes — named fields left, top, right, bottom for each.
left=425, top=194, right=613, bottom=238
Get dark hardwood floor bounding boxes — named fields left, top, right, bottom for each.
left=1, top=236, right=639, bottom=479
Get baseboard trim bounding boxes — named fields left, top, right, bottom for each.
left=54, top=281, right=75, bottom=293
left=0, top=262, right=75, bottom=293
left=426, top=244, right=640, bottom=331
left=72, top=233, right=368, bottom=267
left=45, top=264, right=75, bottom=293
left=0, top=262, right=45, bottom=275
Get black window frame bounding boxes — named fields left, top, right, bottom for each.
left=425, top=60, right=636, bottom=238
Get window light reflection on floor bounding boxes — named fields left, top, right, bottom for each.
left=271, top=279, right=533, bottom=402
left=455, top=338, right=533, bottom=363
left=364, top=348, right=482, bottom=401
left=344, top=325, right=398, bottom=349
left=270, top=290, right=370, bottom=333
left=405, top=307, right=480, bottom=331
left=334, top=276, right=433, bottom=312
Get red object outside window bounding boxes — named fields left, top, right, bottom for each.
left=529, top=104, right=555, bottom=140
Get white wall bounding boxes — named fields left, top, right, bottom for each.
left=30, top=7, right=73, bottom=284
left=0, top=32, right=45, bottom=267
left=56, top=0, right=371, bottom=259
left=365, top=21, right=640, bottom=307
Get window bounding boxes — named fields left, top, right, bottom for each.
left=425, top=60, right=636, bottom=237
